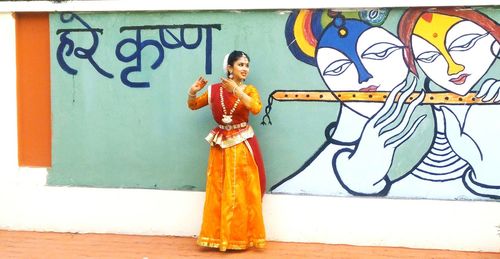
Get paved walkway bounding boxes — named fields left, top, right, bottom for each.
left=0, top=230, right=499, bottom=258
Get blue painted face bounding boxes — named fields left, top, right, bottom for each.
left=316, top=18, right=408, bottom=118
left=318, top=19, right=373, bottom=83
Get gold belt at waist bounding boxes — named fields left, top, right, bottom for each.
left=218, top=122, right=248, bottom=130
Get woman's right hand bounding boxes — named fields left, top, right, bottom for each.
left=189, top=76, right=208, bottom=95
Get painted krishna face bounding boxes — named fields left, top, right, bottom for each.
left=316, top=20, right=408, bottom=118
left=411, top=13, right=499, bottom=95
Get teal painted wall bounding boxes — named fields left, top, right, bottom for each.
left=48, top=10, right=337, bottom=190
left=48, top=8, right=500, bottom=201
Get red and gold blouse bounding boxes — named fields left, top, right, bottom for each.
left=188, top=83, right=263, bottom=148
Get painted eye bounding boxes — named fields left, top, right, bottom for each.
left=361, top=42, right=403, bottom=60
left=448, top=33, right=488, bottom=52
left=323, top=59, right=352, bottom=76
left=416, top=51, right=441, bottom=63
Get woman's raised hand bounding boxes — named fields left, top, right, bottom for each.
left=190, top=76, right=208, bottom=95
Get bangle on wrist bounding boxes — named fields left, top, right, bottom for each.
left=188, top=89, right=196, bottom=97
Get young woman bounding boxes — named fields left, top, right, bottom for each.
left=187, top=51, right=266, bottom=251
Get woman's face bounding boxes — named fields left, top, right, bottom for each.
left=316, top=27, right=408, bottom=117
left=411, top=14, right=499, bottom=95
left=228, top=56, right=250, bottom=82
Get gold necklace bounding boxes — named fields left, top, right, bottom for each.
left=220, top=87, right=240, bottom=124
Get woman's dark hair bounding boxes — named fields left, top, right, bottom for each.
left=226, top=50, right=250, bottom=77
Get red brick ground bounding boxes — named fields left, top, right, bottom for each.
left=0, top=230, right=498, bottom=258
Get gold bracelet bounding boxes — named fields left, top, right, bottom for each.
left=188, top=90, right=196, bottom=97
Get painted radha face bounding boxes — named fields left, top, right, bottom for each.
left=412, top=19, right=499, bottom=95
left=228, top=56, right=250, bottom=82
left=316, top=27, right=408, bottom=117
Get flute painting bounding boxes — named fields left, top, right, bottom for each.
left=270, top=90, right=498, bottom=104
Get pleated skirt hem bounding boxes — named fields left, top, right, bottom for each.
left=197, top=236, right=266, bottom=252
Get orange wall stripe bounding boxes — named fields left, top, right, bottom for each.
left=16, top=13, right=51, bottom=167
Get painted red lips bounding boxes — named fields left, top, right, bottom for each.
left=360, top=85, right=379, bottom=92
left=449, top=73, right=470, bottom=85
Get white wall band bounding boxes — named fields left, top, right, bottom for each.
left=0, top=0, right=498, bottom=12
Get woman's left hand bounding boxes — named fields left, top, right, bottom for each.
left=221, top=77, right=238, bottom=93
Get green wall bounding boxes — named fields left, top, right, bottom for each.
left=48, top=10, right=337, bottom=190
left=48, top=8, right=500, bottom=201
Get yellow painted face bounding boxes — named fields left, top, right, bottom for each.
left=413, top=13, right=464, bottom=75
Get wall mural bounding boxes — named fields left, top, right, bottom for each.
left=271, top=8, right=500, bottom=200
left=48, top=8, right=499, bottom=201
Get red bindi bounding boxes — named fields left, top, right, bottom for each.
left=422, top=13, right=433, bottom=23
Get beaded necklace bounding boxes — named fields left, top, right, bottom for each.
left=220, top=86, right=240, bottom=124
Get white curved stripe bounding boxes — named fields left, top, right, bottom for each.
left=434, top=135, right=448, bottom=145
left=413, top=133, right=471, bottom=181
left=418, top=157, right=468, bottom=173
left=413, top=166, right=468, bottom=181
left=429, top=146, right=454, bottom=156
left=426, top=150, right=456, bottom=162
left=421, top=155, right=464, bottom=168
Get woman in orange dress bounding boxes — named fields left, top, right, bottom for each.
left=187, top=50, right=266, bottom=251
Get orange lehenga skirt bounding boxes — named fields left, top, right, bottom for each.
left=197, top=141, right=266, bottom=251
